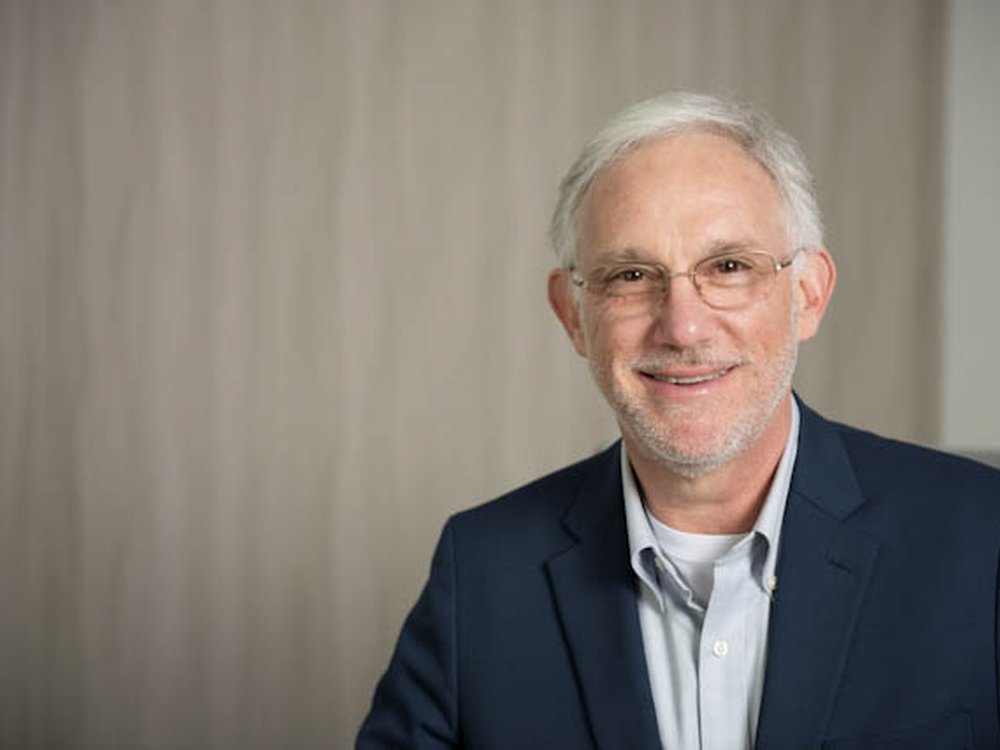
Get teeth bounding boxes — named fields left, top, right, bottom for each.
left=652, top=370, right=728, bottom=385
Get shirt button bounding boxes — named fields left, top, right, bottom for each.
left=766, top=575, right=778, bottom=592
left=712, top=639, right=729, bottom=658
left=655, top=557, right=666, bottom=572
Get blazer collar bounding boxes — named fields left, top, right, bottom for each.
left=755, top=398, right=879, bottom=749
left=545, top=442, right=663, bottom=750
left=559, top=441, right=624, bottom=539
left=787, top=398, right=867, bottom=520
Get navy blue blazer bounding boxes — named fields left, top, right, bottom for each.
left=357, top=402, right=1000, bottom=749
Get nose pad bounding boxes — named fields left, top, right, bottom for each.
left=656, top=269, right=703, bottom=305
left=686, top=270, right=704, bottom=299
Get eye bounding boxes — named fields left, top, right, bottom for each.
left=612, top=267, right=653, bottom=283
left=711, top=256, right=754, bottom=274
left=599, top=264, right=662, bottom=298
left=699, top=252, right=768, bottom=281
left=697, top=252, right=771, bottom=289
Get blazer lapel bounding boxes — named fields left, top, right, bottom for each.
left=545, top=444, right=662, bottom=750
left=755, top=403, right=879, bottom=750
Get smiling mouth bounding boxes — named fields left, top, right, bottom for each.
left=642, top=366, right=736, bottom=385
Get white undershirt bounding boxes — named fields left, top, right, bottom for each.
left=650, top=518, right=748, bottom=609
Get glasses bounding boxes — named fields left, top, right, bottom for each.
left=570, top=249, right=800, bottom=312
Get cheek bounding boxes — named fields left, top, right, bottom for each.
left=580, top=308, right=609, bottom=354
left=584, top=313, right=644, bottom=364
left=731, top=291, right=798, bottom=351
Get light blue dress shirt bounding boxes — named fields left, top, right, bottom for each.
left=623, top=401, right=800, bottom=750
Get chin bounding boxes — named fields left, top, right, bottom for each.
left=613, top=377, right=793, bottom=478
left=623, top=418, right=752, bottom=479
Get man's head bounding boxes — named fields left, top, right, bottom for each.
left=549, top=92, right=824, bottom=270
left=548, top=93, right=835, bottom=478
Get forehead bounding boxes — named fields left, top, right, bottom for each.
left=577, top=132, right=786, bottom=259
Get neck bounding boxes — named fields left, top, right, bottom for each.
left=625, top=394, right=793, bottom=535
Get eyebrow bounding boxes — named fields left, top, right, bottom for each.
left=703, top=240, right=760, bottom=255
left=594, top=241, right=762, bottom=267
left=596, top=248, right=648, bottom=263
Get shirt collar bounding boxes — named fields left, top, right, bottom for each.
left=623, top=399, right=801, bottom=605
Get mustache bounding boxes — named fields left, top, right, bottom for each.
left=628, top=352, right=751, bottom=370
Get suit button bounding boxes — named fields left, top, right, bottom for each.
left=712, top=640, right=728, bottom=658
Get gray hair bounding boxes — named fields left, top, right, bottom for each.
left=549, top=92, right=824, bottom=269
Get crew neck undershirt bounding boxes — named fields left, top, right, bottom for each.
left=647, top=511, right=752, bottom=609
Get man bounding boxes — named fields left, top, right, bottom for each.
left=357, top=92, right=1000, bottom=749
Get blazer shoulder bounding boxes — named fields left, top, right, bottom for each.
left=836, top=418, right=998, bottom=477
left=819, top=414, right=1000, bottom=514
left=446, top=442, right=619, bottom=554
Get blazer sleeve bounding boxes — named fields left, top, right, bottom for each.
left=356, top=520, right=459, bottom=749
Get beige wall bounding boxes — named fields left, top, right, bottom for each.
left=0, top=1, right=944, bottom=747
left=943, top=0, right=1000, bottom=452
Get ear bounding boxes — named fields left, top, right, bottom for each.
left=794, top=248, right=836, bottom=342
left=547, top=268, right=589, bottom=357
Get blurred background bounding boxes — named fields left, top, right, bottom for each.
left=0, top=0, right=997, bottom=747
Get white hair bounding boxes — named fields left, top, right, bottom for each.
left=549, top=92, right=824, bottom=269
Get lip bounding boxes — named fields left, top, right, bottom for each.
left=644, top=365, right=733, bottom=380
left=637, top=363, right=738, bottom=397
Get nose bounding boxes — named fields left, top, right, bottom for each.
left=651, top=273, right=713, bottom=348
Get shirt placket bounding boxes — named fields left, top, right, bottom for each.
left=698, top=551, right=753, bottom=750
